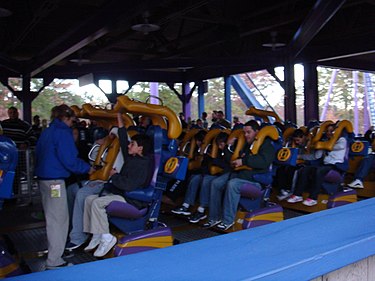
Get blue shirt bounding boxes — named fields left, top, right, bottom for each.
left=35, top=119, right=90, bottom=179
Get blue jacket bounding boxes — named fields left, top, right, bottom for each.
left=35, top=119, right=90, bottom=179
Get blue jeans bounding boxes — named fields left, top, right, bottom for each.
left=208, top=173, right=231, bottom=221
left=67, top=180, right=105, bottom=245
left=222, top=178, right=261, bottom=225
left=184, top=174, right=216, bottom=208
left=355, top=154, right=375, bottom=180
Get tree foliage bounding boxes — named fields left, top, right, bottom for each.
left=0, top=67, right=373, bottom=133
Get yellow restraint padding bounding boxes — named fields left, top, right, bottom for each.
left=115, top=96, right=182, bottom=139
left=208, top=129, right=231, bottom=175
left=314, top=120, right=353, bottom=151
left=179, top=128, right=201, bottom=158
left=245, top=106, right=282, bottom=123
left=90, top=137, right=121, bottom=181
left=233, top=126, right=279, bottom=171
left=206, top=129, right=231, bottom=158
left=81, top=103, right=135, bottom=130
left=310, top=120, right=334, bottom=146
left=71, top=105, right=83, bottom=117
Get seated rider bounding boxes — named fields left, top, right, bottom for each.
left=65, top=127, right=115, bottom=251
left=288, top=123, right=347, bottom=206
left=348, top=134, right=375, bottom=189
left=82, top=111, right=153, bottom=257
left=204, top=120, right=275, bottom=230
left=347, top=154, right=375, bottom=188
left=163, top=129, right=207, bottom=205
left=171, top=132, right=231, bottom=223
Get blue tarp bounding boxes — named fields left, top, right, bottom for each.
left=11, top=198, right=375, bottom=281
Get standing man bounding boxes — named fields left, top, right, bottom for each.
left=35, top=104, right=95, bottom=269
left=1, top=107, right=36, bottom=149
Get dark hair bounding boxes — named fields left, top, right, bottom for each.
left=195, top=130, right=207, bottom=142
left=292, top=129, right=306, bottom=138
left=93, top=127, right=109, bottom=141
left=244, top=120, right=260, bottom=131
left=131, top=134, right=153, bottom=156
left=54, top=104, right=75, bottom=120
left=216, top=132, right=228, bottom=144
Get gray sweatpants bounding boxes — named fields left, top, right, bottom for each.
left=39, top=179, right=68, bottom=267
left=83, top=194, right=126, bottom=234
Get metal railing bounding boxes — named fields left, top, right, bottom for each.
left=13, top=148, right=39, bottom=202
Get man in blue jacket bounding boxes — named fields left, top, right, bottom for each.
left=35, top=104, right=94, bottom=270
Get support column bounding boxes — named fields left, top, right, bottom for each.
left=21, top=74, right=32, bottom=123
left=353, top=71, right=359, bottom=135
left=304, top=62, right=319, bottom=125
left=284, top=59, right=296, bottom=124
left=183, top=82, right=191, bottom=118
left=320, top=69, right=338, bottom=121
left=364, top=78, right=370, bottom=132
left=224, top=76, right=232, bottom=122
left=150, top=82, right=159, bottom=104
left=198, top=81, right=206, bottom=117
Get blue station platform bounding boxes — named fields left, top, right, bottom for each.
left=10, top=197, right=375, bottom=281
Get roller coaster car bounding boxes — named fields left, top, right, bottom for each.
left=178, top=128, right=206, bottom=171
left=228, top=126, right=284, bottom=232
left=98, top=96, right=187, bottom=256
left=108, top=126, right=188, bottom=256
left=346, top=139, right=375, bottom=198
left=277, top=120, right=357, bottom=213
left=0, top=135, right=18, bottom=199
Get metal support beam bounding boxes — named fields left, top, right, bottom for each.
left=353, top=71, right=359, bottom=135
left=167, top=82, right=197, bottom=118
left=320, top=69, right=338, bottom=121
left=288, top=0, right=346, bottom=59
left=197, top=81, right=206, bottom=118
left=28, top=1, right=152, bottom=77
left=284, top=59, right=296, bottom=124
left=224, top=76, right=232, bottom=122
left=304, top=62, right=319, bottom=125
left=20, top=74, right=33, bottom=124
left=0, top=54, right=22, bottom=73
left=183, top=82, right=191, bottom=118
left=150, top=82, right=159, bottom=104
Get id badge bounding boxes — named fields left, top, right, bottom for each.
left=50, top=184, right=61, bottom=198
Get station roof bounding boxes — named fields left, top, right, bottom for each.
left=0, top=0, right=374, bottom=83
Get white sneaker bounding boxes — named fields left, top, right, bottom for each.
left=347, top=179, right=364, bottom=189
left=93, top=236, right=117, bottom=257
left=287, top=195, right=303, bottom=203
left=302, top=198, right=317, bottom=206
left=84, top=237, right=101, bottom=251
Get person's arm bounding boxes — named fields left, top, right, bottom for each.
left=117, top=112, right=124, bottom=128
left=117, top=112, right=129, bottom=157
left=56, top=129, right=91, bottom=175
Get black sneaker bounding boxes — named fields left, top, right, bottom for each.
left=202, top=220, right=221, bottom=228
left=277, top=189, right=292, bottom=201
left=46, top=262, right=73, bottom=270
left=171, top=206, right=191, bottom=216
left=216, top=222, right=234, bottom=231
left=65, top=241, right=84, bottom=251
left=189, top=212, right=207, bottom=223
